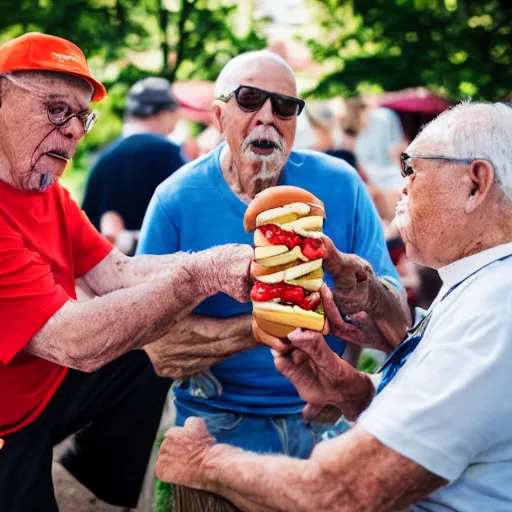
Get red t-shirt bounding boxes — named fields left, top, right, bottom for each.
left=0, top=180, right=113, bottom=436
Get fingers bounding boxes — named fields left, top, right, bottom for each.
left=287, top=328, right=336, bottom=370
left=252, top=318, right=290, bottom=352
left=184, top=416, right=209, bottom=435
left=274, top=352, right=307, bottom=382
left=322, top=236, right=347, bottom=276
left=320, top=284, right=346, bottom=328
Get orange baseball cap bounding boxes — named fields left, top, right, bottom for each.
left=0, top=32, right=106, bottom=102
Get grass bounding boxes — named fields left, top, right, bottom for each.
left=153, top=436, right=173, bottom=512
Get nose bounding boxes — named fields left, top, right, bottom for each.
left=255, top=98, right=275, bottom=125
left=58, top=116, right=85, bottom=141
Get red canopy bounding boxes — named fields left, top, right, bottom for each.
left=376, top=87, right=453, bottom=115
left=171, top=80, right=215, bottom=124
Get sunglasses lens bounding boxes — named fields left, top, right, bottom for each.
left=237, top=87, right=266, bottom=111
left=272, top=97, right=299, bottom=117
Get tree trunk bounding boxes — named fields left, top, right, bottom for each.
left=173, top=485, right=241, bottom=512
left=158, top=0, right=170, bottom=74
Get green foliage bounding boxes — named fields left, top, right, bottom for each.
left=153, top=436, right=173, bottom=512
left=357, top=352, right=379, bottom=374
left=305, top=0, right=511, bottom=101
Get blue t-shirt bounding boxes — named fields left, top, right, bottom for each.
left=137, top=144, right=399, bottom=415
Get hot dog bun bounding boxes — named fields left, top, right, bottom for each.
left=244, top=185, right=325, bottom=233
left=244, top=186, right=326, bottom=340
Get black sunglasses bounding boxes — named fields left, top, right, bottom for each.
left=400, top=152, right=495, bottom=178
left=217, top=85, right=305, bottom=118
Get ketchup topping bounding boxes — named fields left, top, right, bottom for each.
left=257, top=224, right=325, bottom=259
left=251, top=282, right=321, bottom=311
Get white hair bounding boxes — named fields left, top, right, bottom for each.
left=214, top=50, right=295, bottom=98
left=412, top=100, right=512, bottom=199
left=0, top=70, right=93, bottom=97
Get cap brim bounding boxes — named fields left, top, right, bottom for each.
left=70, top=72, right=106, bottom=103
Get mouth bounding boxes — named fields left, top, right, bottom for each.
left=250, top=139, right=280, bottom=155
left=46, top=151, right=71, bottom=162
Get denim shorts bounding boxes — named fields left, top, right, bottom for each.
left=175, top=398, right=324, bottom=459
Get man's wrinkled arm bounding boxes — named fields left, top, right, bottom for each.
left=26, top=251, right=234, bottom=373
left=202, top=425, right=446, bottom=512
left=83, top=248, right=215, bottom=295
left=145, top=314, right=257, bottom=379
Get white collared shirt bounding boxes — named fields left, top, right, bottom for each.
left=359, top=243, right=512, bottom=511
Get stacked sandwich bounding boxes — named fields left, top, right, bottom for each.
left=243, top=186, right=327, bottom=339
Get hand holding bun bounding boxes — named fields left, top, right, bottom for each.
left=244, top=186, right=328, bottom=343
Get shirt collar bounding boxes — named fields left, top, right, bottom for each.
left=122, top=122, right=151, bottom=138
left=438, top=242, right=512, bottom=289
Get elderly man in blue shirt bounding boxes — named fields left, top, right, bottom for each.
left=137, top=50, right=408, bottom=457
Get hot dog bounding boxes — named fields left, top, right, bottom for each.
left=244, top=186, right=326, bottom=338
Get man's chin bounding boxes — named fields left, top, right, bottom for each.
left=21, top=171, right=59, bottom=192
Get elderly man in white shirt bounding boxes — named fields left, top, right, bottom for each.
left=152, top=100, right=512, bottom=512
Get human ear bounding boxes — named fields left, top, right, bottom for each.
left=212, top=102, right=223, bottom=133
left=465, top=160, right=495, bottom=213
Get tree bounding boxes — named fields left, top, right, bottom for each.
left=304, top=0, right=511, bottom=101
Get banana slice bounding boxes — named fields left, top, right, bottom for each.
left=285, top=277, right=323, bottom=291
left=256, top=259, right=323, bottom=284
left=256, top=246, right=308, bottom=268
left=254, top=245, right=289, bottom=259
left=279, top=216, right=324, bottom=232
left=256, top=202, right=310, bottom=227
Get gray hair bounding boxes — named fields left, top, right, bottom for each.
left=214, top=50, right=295, bottom=98
left=0, top=70, right=93, bottom=97
left=412, top=100, right=512, bottom=199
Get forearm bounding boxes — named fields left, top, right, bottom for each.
left=203, top=426, right=443, bottom=512
left=27, top=252, right=217, bottom=372
left=203, top=445, right=323, bottom=512
left=85, top=248, right=218, bottom=295
left=144, top=314, right=257, bottom=379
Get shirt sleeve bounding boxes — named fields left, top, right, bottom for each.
left=359, top=296, right=512, bottom=482
left=351, top=180, right=401, bottom=289
left=0, top=223, right=69, bottom=364
left=65, top=192, right=114, bottom=277
left=136, top=191, right=180, bottom=256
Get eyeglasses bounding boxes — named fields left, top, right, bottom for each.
left=217, top=85, right=305, bottom=118
left=47, top=106, right=98, bottom=135
left=400, top=152, right=495, bottom=178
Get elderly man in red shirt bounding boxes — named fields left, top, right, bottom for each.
left=0, top=33, right=254, bottom=512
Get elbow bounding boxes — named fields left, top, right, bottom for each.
left=65, top=341, right=108, bottom=373
left=297, top=461, right=342, bottom=512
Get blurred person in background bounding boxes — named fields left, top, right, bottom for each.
left=355, top=106, right=408, bottom=223
left=137, top=49, right=407, bottom=465
left=326, top=96, right=367, bottom=170
left=82, top=77, right=184, bottom=254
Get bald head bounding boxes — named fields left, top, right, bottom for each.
left=215, top=50, right=296, bottom=98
